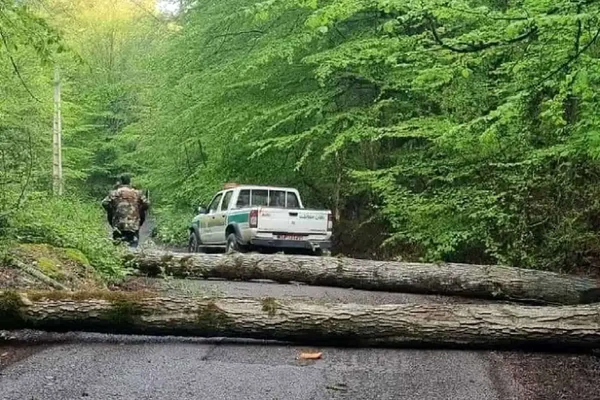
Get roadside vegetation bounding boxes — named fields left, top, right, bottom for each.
left=0, top=0, right=146, bottom=280
left=2, top=0, right=600, bottom=276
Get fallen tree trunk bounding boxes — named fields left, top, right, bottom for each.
left=130, top=251, right=600, bottom=305
left=2, top=290, right=600, bottom=350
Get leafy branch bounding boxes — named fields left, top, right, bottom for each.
left=529, top=27, right=600, bottom=89
left=209, top=29, right=265, bottom=40
left=440, top=4, right=530, bottom=22
left=0, top=26, right=40, bottom=102
left=427, top=15, right=537, bottom=53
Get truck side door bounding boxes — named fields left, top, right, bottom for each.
left=212, top=190, right=234, bottom=244
left=201, top=192, right=223, bottom=244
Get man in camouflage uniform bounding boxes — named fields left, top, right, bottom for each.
left=101, top=174, right=150, bottom=247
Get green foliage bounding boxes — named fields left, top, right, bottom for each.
left=125, top=0, right=600, bottom=273
left=151, top=206, right=190, bottom=245
left=6, top=195, right=125, bottom=278
left=41, top=0, right=166, bottom=198
left=0, top=0, right=63, bottom=64
left=0, top=2, right=59, bottom=221
left=0, top=1, right=129, bottom=280
left=0, top=1, right=164, bottom=281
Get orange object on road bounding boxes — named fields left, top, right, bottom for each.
left=298, top=352, right=322, bottom=360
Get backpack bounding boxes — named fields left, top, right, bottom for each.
left=112, top=187, right=141, bottom=231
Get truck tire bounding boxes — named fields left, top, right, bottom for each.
left=314, top=248, right=331, bottom=257
left=188, top=231, right=202, bottom=253
left=226, top=233, right=240, bottom=254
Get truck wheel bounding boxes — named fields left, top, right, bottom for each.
left=226, top=233, right=241, bottom=254
left=188, top=231, right=201, bottom=253
left=314, top=249, right=331, bottom=257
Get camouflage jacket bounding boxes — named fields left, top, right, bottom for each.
left=101, top=185, right=150, bottom=232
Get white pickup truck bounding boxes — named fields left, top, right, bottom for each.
left=187, top=184, right=333, bottom=255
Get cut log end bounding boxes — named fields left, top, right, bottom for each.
left=0, top=291, right=25, bottom=325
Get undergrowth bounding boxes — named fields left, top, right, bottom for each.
left=151, top=206, right=190, bottom=246
left=2, top=193, right=127, bottom=279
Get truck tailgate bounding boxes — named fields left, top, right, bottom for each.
left=257, top=208, right=329, bottom=235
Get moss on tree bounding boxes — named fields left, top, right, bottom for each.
left=63, top=248, right=91, bottom=266
left=261, top=297, right=279, bottom=317
left=5, top=244, right=103, bottom=290
left=25, top=289, right=156, bottom=303
left=104, top=299, right=145, bottom=327
left=196, top=301, right=232, bottom=331
left=160, top=254, right=174, bottom=264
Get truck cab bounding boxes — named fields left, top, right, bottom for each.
left=188, top=184, right=332, bottom=256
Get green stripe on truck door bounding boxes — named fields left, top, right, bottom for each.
left=228, top=212, right=249, bottom=224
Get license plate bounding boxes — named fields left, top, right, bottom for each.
left=277, top=235, right=303, bottom=241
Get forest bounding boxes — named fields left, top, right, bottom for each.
left=1, top=0, right=600, bottom=278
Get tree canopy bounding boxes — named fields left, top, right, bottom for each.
left=124, top=0, right=600, bottom=270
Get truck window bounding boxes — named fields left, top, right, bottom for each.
left=251, top=189, right=268, bottom=206
left=235, top=190, right=250, bottom=208
left=268, top=190, right=286, bottom=207
left=221, top=190, right=234, bottom=211
left=286, top=192, right=300, bottom=209
left=207, top=193, right=223, bottom=214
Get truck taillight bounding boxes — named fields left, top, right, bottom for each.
left=327, top=213, right=333, bottom=231
left=250, top=209, right=258, bottom=228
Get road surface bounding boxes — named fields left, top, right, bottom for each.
left=0, top=278, right=521, bottom=400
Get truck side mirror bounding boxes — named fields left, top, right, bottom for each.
left=197, top=206, right=207, bottom=214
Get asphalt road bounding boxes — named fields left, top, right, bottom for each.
left=0, top=278, right=520, bottom=400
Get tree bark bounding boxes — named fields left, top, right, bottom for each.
left=2, top=290, right=600, bottom=350
left=130, top=251, right=600, bottom=305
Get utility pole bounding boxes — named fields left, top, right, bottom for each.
left=52, top=66, right=63, bottom=196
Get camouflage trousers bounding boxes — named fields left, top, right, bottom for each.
left=112, top=229, right=139, bottom=248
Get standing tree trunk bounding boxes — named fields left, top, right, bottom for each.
left=130, top=251, right=600, bottom=305
left=52, top=66, right=63, bottom=196
left=2, top=290, right=600, bottom=350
